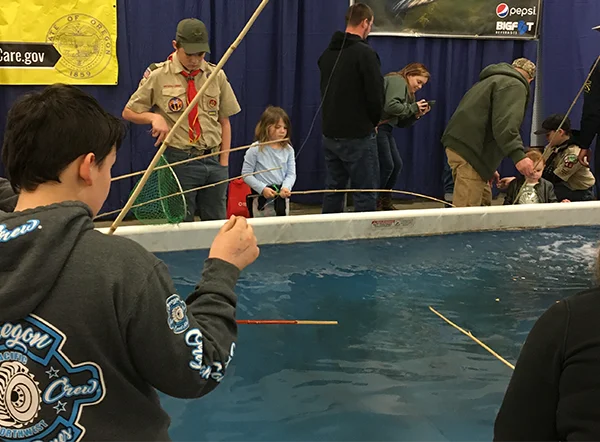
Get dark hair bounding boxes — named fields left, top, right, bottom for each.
left=254, top=106, right=292, bottom=149
left=345, top=3, right=374, bottom=27
left=1, top=84, right=126, bottom=192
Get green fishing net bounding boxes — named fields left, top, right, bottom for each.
left=130, top=155, right=187, bottom=224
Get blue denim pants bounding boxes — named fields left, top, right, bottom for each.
left=322, top=132, right=379, bottom=213
left=164, top=147, right=228, bottom=222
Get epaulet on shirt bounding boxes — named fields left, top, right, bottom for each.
left=143, top=61, right=165, bottom=79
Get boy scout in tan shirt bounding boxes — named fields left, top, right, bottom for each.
left=535, top=114, right=596, bottom=201
left=123, top=18, right=241, bottom=221
left=499, top=114, right=596, bottom=201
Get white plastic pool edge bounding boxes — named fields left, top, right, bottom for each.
left=96, top=202, right=600, bottom=253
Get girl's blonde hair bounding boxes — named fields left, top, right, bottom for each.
left=254, top=106, right=291, bottom=149
left=386, top=63, right=431, bottom=99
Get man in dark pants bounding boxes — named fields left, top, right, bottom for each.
left=576, top=26, right=600, bottom=197
left=318, top=3, right=384, bottom=213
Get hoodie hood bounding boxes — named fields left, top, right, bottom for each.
left=480, top=62, right=531, bottom=91
left=327, top=31, right=365, bottom=51
left=0, top=201, right=94, bottom=321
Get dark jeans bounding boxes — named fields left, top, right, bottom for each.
left=442, top=149, right=454, bottom=195
left=322, top=133, right=379, bottom=213
left=164, top=147, right=228, bottom=222
left=376, top=124, right=403, bottom=190
left=554, top=182, right=595, bottom=202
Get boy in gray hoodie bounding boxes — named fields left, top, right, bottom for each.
left=0, top=84, right=259, bottom=441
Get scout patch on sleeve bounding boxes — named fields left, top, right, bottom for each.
left=564, top=153, right=578, bottom=169
left=168, top=97, right=184, bottom=112
left=208, top=98, right=218, bottom=109
left=166, top=294, right=189, bottom=334
left=143, top=63, right=159, bottom=79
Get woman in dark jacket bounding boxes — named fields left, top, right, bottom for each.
left=376, top=63, right=431, bottom=210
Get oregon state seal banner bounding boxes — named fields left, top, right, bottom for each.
left=355, top=0, right=541, bottom=39
left=0, top=0, right=117, bottom=85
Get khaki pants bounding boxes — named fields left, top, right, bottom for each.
left=445, top=148, right=492, bottom=207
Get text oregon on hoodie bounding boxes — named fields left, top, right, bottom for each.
left=0, top=201, right=240, bottom=441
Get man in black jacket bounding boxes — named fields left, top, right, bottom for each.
left=318, top=3, right=385, bottom=213
left=576, top=26, right=600, bottom=191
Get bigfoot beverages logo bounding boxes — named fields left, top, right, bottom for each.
left=0, top=315, right=105, bottom=441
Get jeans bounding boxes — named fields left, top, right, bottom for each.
left=554, top=182, right=595, bottom=202
left=442, top=149, right=455, bottom=195
left=322, top=133, right=379, bottom=213
left=164, top=147, right=228, bottom=222
left=376, top=124, right=403, bottom=190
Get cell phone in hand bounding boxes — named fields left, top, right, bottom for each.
left=427, top=100, right=436, bottom=107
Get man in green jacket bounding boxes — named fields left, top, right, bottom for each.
left=442, top=58, right=537, bottom=207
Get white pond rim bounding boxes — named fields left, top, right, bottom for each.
left=96, top=201, right=600, bottom=253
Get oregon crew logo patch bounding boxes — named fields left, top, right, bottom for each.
left=166, top=295, right=189, bottom=335
left=46, top=14, right=113, bottom=80
left=0, top=315, right=105, bottom=441
left=168, top=97, right=184, bottom=112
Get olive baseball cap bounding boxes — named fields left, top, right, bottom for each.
left=512, top=58, right=536, bottom=80
left=176, top=18, right=210, bottom=54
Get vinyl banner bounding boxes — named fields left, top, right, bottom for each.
left=357, top=0, right=541, bottom=39
left=0, top=0, right=118, bottom=85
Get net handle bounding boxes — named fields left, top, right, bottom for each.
left=107, top=0, right=272, bottom=235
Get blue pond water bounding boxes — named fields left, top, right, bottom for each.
left=155, top=226, right=600, bottom=441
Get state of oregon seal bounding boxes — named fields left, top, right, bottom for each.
left=46, top=14, right=112, bottom=79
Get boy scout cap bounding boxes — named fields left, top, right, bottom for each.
left=512, top=58, right=536, bottom=80
left=534, top=114, right=571, bottom=135
left=176, top=18, right=210, bottom=54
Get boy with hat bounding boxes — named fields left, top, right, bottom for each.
left=123, top=18, right=241, bottom=222
left=537, top=114, right=595, bottom=201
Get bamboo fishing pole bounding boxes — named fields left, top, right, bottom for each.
left=111, top=138, right=289, bottom=182
left=94, top=167, right=281, bottom=220
left=429, top=306, right=515, bottom=370
left=108, top=0, right=272, bottom=235
left=288, top=189, right=454, bottom=207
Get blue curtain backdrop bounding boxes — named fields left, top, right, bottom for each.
left=0, top=0, right=595, bottom=214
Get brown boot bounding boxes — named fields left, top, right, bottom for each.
left=380, top=194, right=396, bottom=211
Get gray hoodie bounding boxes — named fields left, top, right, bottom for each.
left=0, top=201, right=239, bottom=441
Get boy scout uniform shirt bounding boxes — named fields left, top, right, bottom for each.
left=544, top=142, right=596, bottom=190
left=126, top=53, right=241, bottom=150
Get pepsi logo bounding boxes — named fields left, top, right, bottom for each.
left=496, top=3, right=509, bottom=18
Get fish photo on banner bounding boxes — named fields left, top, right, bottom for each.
left=357, top=0, right=541, bottom=38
